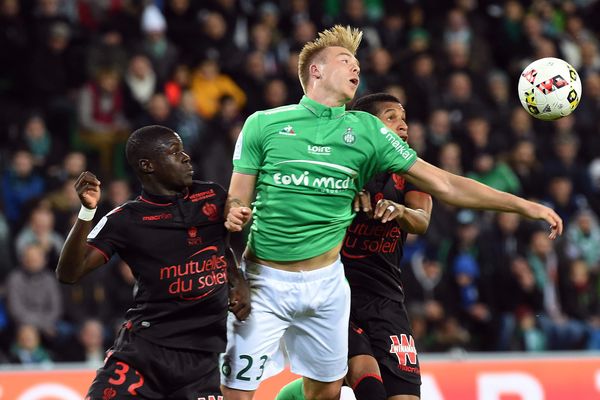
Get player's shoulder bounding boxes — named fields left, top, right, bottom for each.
left=256, top=103, right=303, bottom=117
left=102, top=200, right=137, bottom=221
left=346, top=109, right=381, bottom=124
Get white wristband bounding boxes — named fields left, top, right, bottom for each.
left=78, top=205, right=97, bottom=221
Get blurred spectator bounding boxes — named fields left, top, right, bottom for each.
left=363, top=47, right=400, bottom=93
left=483, top=70, right=516, bottom=134
left=544, top=132, right=593, bottom=201
left=8, top=324, right=52, bottom=364
left=495, top=256, right=546, bottom=351
left=44, top=178, right=80, bottom=235
left=1, top=150, right=45, bottom=229
left=527, top=230, right=587, bottom=350
left=235, top=51, right=269, bottom=114
left=195, top=10, right=243, bottom=73
left=46, top=151, right=87, bottom=191
left=248, top=22, right=280, bottom=76
left=137, top=4, right=178, bottom=83
left=174, top=90, right=207, bottom=155
left=164, top=0, right=201, bottom=55
left=262, top=78, right=288, bottom=109
left=467, top=152, right=521, bottom=195
left=437, top=142, right=463, bottom=176
left=508, top=139, right=546, bottom=200
left=404, top=53, right=438, bottom=124
left=280, top=50, right=304, bottom=103
left=542, top=175, right=587, bottom=228
left=6, top=243, right=62, bottom=340
left=461, top=114, right=507, bottom=171
left=15, top=206, right=64, bottom=268
left=136, top=93, right=178, bottom=129
left=560, top=258, right=600, bottom=349
left=86, top=24, right=129, bottom=80
left=123, top=54, right=158, bottom=121
left=163, top=63, right=192, bottom=108
left=19, top=113, right=54, bottom=168
left=60, top=318, right=106, bottom=366
left=424, top=109, right=453, bottom=164
left=77, top=68, right=129, bottom=178
left=0, top=207, right=13, bottom=280
left=565, top=209, right=600, bottom=274
left=96, top=179, right=134, bottom=219
left=191, top=57, right=246, bottom=120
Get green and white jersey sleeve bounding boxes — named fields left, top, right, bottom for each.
left=231, top=96, right=417, bottom=262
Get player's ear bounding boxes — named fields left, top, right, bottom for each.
left=310, top=63, right=321, bottom=79
left=139, top=158, right=154, bottom=174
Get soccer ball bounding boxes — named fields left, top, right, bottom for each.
left=517, top=57, right=582, bottom=120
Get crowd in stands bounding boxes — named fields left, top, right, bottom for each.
left=1, top=0, right=600, bottom=365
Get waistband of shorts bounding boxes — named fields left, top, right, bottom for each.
left=242, top=257, right=343, bottom=282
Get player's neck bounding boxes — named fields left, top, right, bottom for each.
left=307, top=89, right=349, bottom=108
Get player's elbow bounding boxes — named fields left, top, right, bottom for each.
left=55, top=266, right=80, bottom=284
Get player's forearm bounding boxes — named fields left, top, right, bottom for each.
left=56, top=220, right=94, bottom=284
left=442, top=174, right=530, bottom=214
left=225, top=173, right=257, bottom=215
left=396, top=207, right=430, bottom=235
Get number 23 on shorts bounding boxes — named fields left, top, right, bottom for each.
left=222, top=354, right=268, bottom=381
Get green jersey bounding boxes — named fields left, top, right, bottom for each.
left=233, top=95, right=417, bottom=261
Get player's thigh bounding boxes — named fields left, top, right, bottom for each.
left=285, top=272, right=351, bottom=382
left=365, top=299, right=421, bottom=397
left=87, top=356, right=159, bottom=400
left=221, top=275, right=292, bottom=390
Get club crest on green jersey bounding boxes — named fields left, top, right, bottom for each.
left=343, top=127, right=356, bottom=145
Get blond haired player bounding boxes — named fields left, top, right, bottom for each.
left=222, top=26, right=562, bottom=400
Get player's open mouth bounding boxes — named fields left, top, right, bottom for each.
left=350, top=78, right=359, bottom=86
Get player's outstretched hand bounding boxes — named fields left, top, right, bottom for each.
left=229, top=278, right=251, bottom=321
left=75, top=171, right=101, bottom=209
left=225, top=207, right=252, bottom=232
left=374, top=199, right=405, bottom=223
left=524, top=202, right=563, bottom=239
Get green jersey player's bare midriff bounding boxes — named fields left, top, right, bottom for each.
left=233, top=95, right=417, bottom=266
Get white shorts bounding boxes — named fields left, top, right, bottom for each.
left=221, top=257, right=351, bottom=391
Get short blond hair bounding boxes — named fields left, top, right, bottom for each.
left=298, top=25, right=363, bottom=93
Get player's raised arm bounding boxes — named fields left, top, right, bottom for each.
left=403, top=158, right=563, bottom=238
left=56, top=171, right=107, bottom=283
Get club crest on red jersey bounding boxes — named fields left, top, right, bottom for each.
left=202, top=203, right=219, bottom=221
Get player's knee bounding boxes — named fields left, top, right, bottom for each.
left=303, top=385, right=341, bottom=400
left=220, top=385, right=254, bottom=400
left=346, top=355, right=380, bottom=388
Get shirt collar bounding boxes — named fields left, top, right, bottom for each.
left=300, top=95, right=346, bottom=119
left=139, top=187, right=189, bottom=206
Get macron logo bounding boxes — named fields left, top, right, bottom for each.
left=308, top=144, right=331, bottom=156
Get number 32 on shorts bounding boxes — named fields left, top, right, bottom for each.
left=222, top=354, right=268, bottom=381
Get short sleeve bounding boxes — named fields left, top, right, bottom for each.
left=369, top=117, right=418, bottom=174
left=87, top=209, right=126, bottom=261
left=232, top=112, right=262, bottom=175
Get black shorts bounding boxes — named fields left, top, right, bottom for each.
left=349, top=292, right=421, bottom=397
left=87, top=327, right=222, bottom=400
